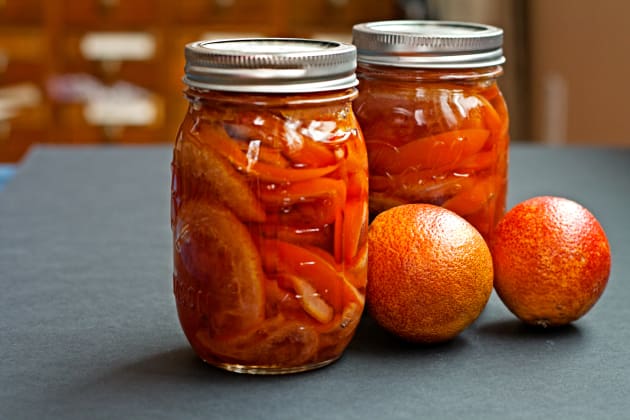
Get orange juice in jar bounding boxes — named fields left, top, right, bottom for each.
left=171, top=39, right=368, bottom=374
left=352, top=21, right=509, bottom=239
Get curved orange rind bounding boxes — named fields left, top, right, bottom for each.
left=174, top=201, right=266, bottom=336
left=176, top=139, right=266, bottom=222
left=195, top=121, right=340, bottom=183
left=367, top=128, right=490, bottom=175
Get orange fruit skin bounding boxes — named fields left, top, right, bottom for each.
left=367, top=204, right=494, bottom=343
left=491, top=196, right=611, bottom=327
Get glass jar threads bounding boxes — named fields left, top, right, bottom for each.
left=171, top=39, right=368, bottom=374
left=352, top=20, right=510, bottom=239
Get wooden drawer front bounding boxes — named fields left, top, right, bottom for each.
left=60, top=0, right=159, bottom=27
left=0, top=0, right=43, bottom=24
left=174, top=0, right=273, bottom=25
left=290, top=0, right=397, bottom=31
left=52, top=94, right=165, bottom=144
left=1, top=97, right=49, bottom=131
left=1, top=60, right=45, bottom=85
left=0, top=82, right=49, bottom=162
left=0, top=29, right=44, bottom=62
left=61, top=31, right=162, bottom=89
left=0, top=29, right=45, bottom=84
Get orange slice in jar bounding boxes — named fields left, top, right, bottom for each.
left=260, top=239, right=345, bottom=312
left=341, top=197, right=368, bottom=264
left=197, top=122, right=340, bottom=183
left=367, top=129, right=490, bottom=175
left=257, top=176, right=347, bottom=208
left=175, top=201, right=265, bottom=337
left=263, top=277, right=303, bottom=319
left=366, top=139, right=400, bottom=175
left=460, top=204, right=494, bottom=240
left=368, top=151, right=494, bottom=203
left=287, top=242, right=365, bottom=307
left=455, top=150, right=496, bottom=174
left=254, top=223, right=333, bottom=250
left=392, top=171, right=478, bottom=204
left=369, top=192, right=407, bottom=216
left=176, top=139, right=266, bottom=222
left=196, top=315, right=319, bottom=367
left=278, top=274, right=334, bottom=324
left=237, top=141, right=290, bottom=168
left=347, top=166, right=369, bottom=200
left=345, top=241, right=368, bottom=291
left=316, top=301, right=363, bottom=361
left=282, top=122, right=339, bottom=167
left=257, top=176, right=346, bottom=233
left=226, top=111, right=338, bottom=167
left=442, top=175, right=496, bottom=217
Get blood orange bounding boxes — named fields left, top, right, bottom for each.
left=367, top=204, right=494, bottom=343
left=491, top=196, right=611, bottom=327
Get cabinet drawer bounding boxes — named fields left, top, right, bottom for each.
left=0, top=29, right=44, bottom=62
left=290, top=0, right=397, bottom=31
left=60, top=31, right=162, bottom=89
left=60, top=0, right=159, bottom=27
left=174, top=0, right=273, bottom=25
left=52, top=93, right=165, bottom=143
left=1, top=100, right=49, bottom=131
left=1, top=60, right=45, bottom=85
left=0, top=0, right=43, bottom=25
left=0, top=85, right=49, bottom=163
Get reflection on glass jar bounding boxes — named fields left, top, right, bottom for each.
left=171, top=39, right=368, bottom=374
left=353, top=20, right=509, bottom=239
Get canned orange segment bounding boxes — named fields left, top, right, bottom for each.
left=280, top=274, right=335, bottom=324
left=176, top=140, right=266, bottom=222
left=174, top=201, right=266, bottom=336
left=260, top=239, right=345, bottom=312
left=196, top=315, right=319, bottom=366
left=442, top=176, right=496, bottom=216
left=367, top=128, right=490, bottom=174
left=342, top=199, right=368, bottom=263
left=196, top=121, right=340, bottom=183
left=257, top=177, right=347, bottom=208
left=226, top=111, right=338, bottom=167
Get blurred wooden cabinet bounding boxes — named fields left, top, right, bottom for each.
left=0, top=0, right=398, bottom=162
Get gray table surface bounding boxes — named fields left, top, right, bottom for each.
left=1, top=143, right=629, bottom=419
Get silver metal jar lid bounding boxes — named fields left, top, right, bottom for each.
left=183, top=38, right=358, bottom=93
left=352, top=20, right=505, bottom=68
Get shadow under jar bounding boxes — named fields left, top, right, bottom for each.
left=352, top=20, right=510, bottom=239
left=171, top=39, right=368, bottom=374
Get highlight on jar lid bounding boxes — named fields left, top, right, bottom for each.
left=352, top=20, right=505, bottom=68
left=183, top=38, right=358, bottom=93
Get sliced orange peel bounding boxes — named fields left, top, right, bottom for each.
left=280, top=274, right=334, bottom=324
left=367, top=128, right=490, bottom=175
left=218, top=111, right=338, bottom=167
left=175, top=139, right=266, bottom=222
left=195, top=315, right=319, bottom=366
left=174, top=201, right=266, bottom=336
left=193, top=121, right=340, bottom=183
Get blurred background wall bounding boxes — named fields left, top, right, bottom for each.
left=1, top=0, right=628, bottom=163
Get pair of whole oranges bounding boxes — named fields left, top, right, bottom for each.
left=367, top=196, right=612, bottom=343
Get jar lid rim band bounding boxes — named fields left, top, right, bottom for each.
left=184, top=38, right=358, bottom=93
left=353, top=20, right=505, bottom=68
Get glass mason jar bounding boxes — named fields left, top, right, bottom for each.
left=171, top=39, right=368, bottom=374
left=352, top=21, right=509, bottom=239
